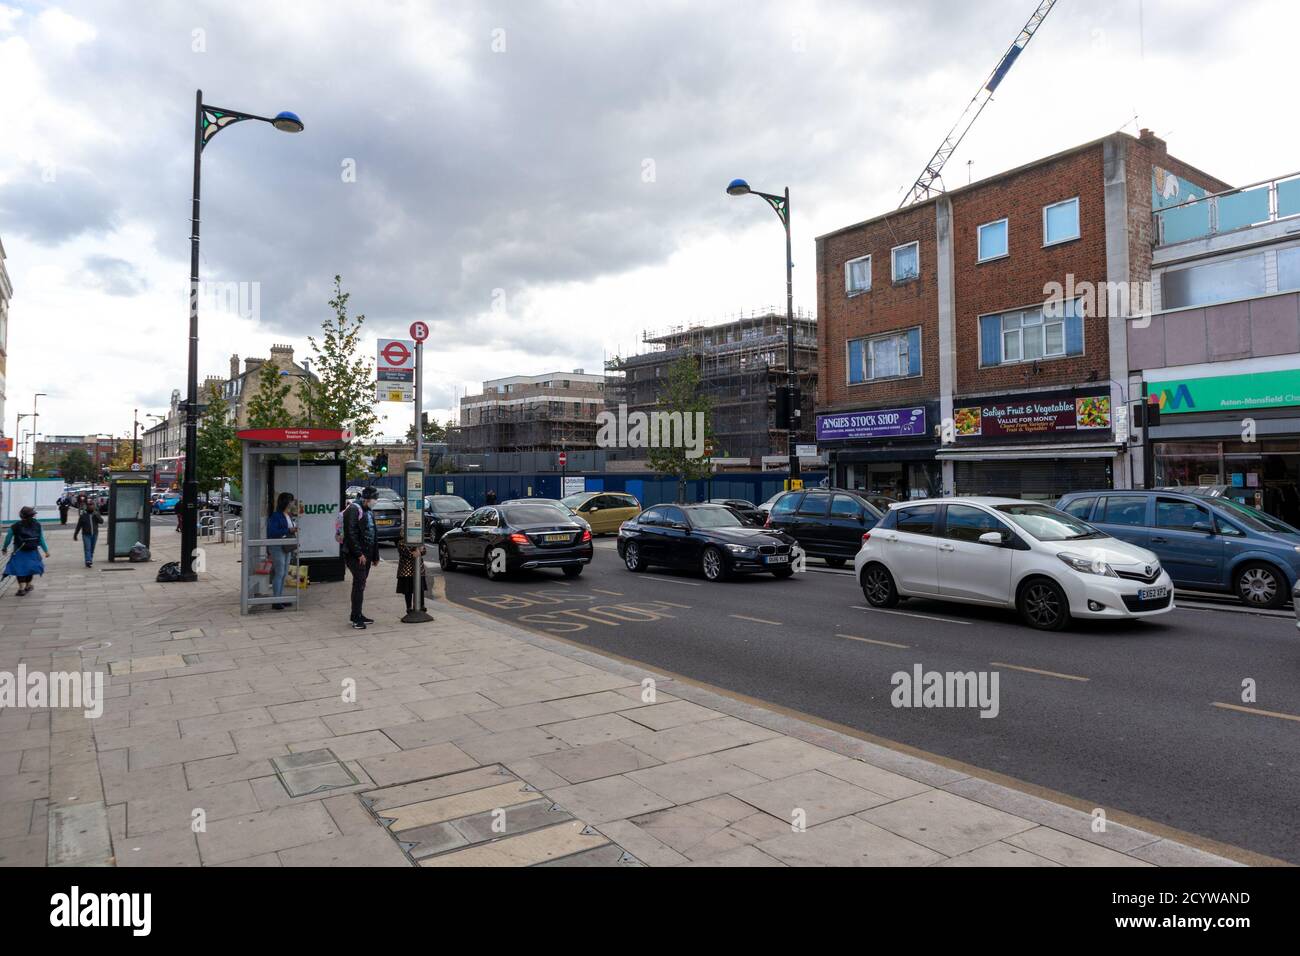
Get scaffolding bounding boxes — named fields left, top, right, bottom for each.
left=605, top=308, right=817, bottom=462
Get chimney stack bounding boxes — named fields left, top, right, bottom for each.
left=230, top=354, right=240, bottom=379
left=269, top=343, right=295, bottom=369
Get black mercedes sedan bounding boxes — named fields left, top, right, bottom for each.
left=423, top=494, right=473, bottom=542
left=616, top=503, right=798, bottom=582
left=437, top=502, right=593, bottom=580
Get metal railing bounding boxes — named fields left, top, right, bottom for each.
left=1154, top=171, right=1300, bottom=246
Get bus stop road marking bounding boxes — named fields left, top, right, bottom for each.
left=990, top=662, right=1090, bottom=682
left=730, top=614, right=781, bottom=626
left=1212, top=701, right=1300, bottom=723
left=836, top=634, right=910, bottom=649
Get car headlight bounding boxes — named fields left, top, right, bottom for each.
left=725, top=544, right=755, bottom=555
left=1058, top=552, right=1118, bottom=577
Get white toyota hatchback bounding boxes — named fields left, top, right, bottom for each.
left=852, top=497, right=1175, bottom=630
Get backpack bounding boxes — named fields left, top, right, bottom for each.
left=13, top=522, right=41, bottom=551
left=334, top=501, right=358, bottom=545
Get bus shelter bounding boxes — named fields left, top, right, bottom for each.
left=238, top=428, right=350, bottom=615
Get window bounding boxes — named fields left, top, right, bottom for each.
left=979, top=301, right=1081, bottom=366
left=1061, top=496, right=1096, bottom=520
left=1101, top=496, right=1148, bottom=527
left=659, top=506, right=687, bottom=526
left=896, top=505, right=937, bottom=536
left=1156, top=498, right=1211, bottom=532
left=847, top=327, right=922, bottom=383
left=1161, top=254, right=1266, bottom=309
left=943, top=504, right=1006, bottom=543
left=1277, top=246, right=1300, bottom=293
left=638, top=508, right=664, bottom=525
left=978, top=218, right=1008, bottom=262
left=797, top=493, right=830, bottom=516
left=830, top=495, right=861, bottom=518
left=891, top=242, right=919, bottom=282
left=771, top=493, right=802, bottom=516
left=845, top=255, right=871, bottom=295
left=1043, top=198, right=1080, bottom=246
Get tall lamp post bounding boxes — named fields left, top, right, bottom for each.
left=726, top=179, right=800, bottom=484
left=179, top=90, right=303, bottom=582
left=14, top=413, right=30, bottom=478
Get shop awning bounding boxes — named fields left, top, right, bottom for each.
left=935, top=443, right=1121, bottom=461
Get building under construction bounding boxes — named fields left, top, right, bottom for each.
left=448, top=370, right=606, bottom=454
left=606, top=308, right=817, bottom=466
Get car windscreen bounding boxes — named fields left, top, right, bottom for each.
left=561, top=494, right=592, bottom=508
left=1209, top=498, right=1299, bottom=534
left=503, top=505, right=576, bottom=526
left=994, top=503, right=1105, bottom=541
left=688, top=506, right=744, bottom=529
left=375, top=488, right=401, bottom=500
left=430, top=496, right=471, bottom=512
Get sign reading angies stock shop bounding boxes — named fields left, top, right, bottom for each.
left=816, top=406, right=927, bottom=441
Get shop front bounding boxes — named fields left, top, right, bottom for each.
left=817, top=402, right=941, bottom=500
left=1146, top=367, right=1300, bottom=525
left=939, top=386, right=1120, bottom=501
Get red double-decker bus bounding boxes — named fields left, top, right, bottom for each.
left=151, top=455, right=184, bottom=491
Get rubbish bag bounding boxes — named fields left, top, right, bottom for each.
left=156, top=561, right=182, bottom=583
left=129, top=542, right=151, bottom=562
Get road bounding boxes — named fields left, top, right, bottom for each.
left=433, top=535, right=1300, bottom=864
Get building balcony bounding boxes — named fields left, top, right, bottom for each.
left=1154, top=171, right=1300, bottom=247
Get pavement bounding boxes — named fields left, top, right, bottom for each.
left=0, top=521, right=1247, bottom=867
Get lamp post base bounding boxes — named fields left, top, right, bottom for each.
left=401, top=609, right=434, bottom=624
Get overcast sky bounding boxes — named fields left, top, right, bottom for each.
left=2, top=0, right=1297, bottom=443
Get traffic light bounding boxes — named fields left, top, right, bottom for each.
left=377, top=452, right=389, bottom=475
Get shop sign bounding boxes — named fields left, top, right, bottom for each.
left=954, top=390, right=1110, bottom=438
left=1147, top=368, right=1300, bottom=415
left=816, top=406, right=927, bottom=442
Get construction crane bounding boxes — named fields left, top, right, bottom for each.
left=899, top=0, right=1058, bottom=207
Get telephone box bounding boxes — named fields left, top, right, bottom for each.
left=107, top=470, right=151, bottom=560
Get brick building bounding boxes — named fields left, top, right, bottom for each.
left=815, top=130, right=1228, bottom=501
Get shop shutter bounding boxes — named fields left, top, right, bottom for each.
left=979, top=316, right=1001, bottom=366
left=956, top=458, right=1111, bottom=501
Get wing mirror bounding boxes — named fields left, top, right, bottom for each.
left=978, top=531, right=1006, bottom=546
left=1192, top=521, right=1214, bottom=534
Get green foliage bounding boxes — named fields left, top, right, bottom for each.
left=647, top=356, right=715, bottom=499
left=195, top=382, right=240, bottom=493
left=56, top=448, right=96, bottom=483
left=246, top=360, right=295, bottom=430
left=299, top=276, right=380, bottom=477
left=405, top=417, right=450, bottom=445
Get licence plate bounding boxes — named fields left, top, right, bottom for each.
left=765, top=554, right=789, bottom=564
left=1138, top=585, right=1169, bottom=601
left=376, top=518, right=394, bottom=526
left=544, top=533, right=569, bottom=543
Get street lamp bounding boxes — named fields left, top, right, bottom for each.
left=14, top=413, right=30, bottom=478
left=179, top=91, right=303, bottom=583
left=726, top=179, right=800, bottom=484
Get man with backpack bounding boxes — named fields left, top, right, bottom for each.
left=340, top=486, right=381, bottom=629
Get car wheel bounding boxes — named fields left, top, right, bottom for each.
left=1235, top=562, right=1286, bottom=609
left=623, top=542, right=646, bottom=572
left=859, top=563, right=899, bottom=608
left=701, top=546, right=729, bottom=582
left=484, top=547, right=508, bottom=581
left=1018, top=578, right=1070, bottom=631
left=438, top=542, right=456, bottom=572
left=562, top=564, right=583, bottom=578
left=824, top=556, right=846, bottom=568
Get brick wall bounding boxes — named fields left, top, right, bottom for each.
left=816, top=202, right=938, bottom=413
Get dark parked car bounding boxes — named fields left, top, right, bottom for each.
left=423, top=494, right=473, bottom=541
left=617, top=503, right=798, bottom=582
left=345, top=485, right=403, bottom=542
left=756, top=491, right=788, bottom=523
left=437, top=502, right=593, bottom=580
left=506, top=497, right=592, bottom=533
left=706, top=498, right=763, bottom=526
left=1057, top=489, right=1300, bottom=609
left=764, top=488, right=882, bottom=567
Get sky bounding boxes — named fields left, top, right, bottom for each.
left=1, top=0, right=1297, bottom=444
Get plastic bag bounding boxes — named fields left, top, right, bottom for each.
left=128, top=542, right=151, bottom=562
left=156, top=561, right=181, bottom=583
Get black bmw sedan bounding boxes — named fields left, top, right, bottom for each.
left=437, top=502, right=593, bottom=580
left=616, top=503, right=798, bottom=582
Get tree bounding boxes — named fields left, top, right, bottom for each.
left=405, top=416, right=449, bottom=445
left=299, top=276, right=380, bottom=476
left=56, top=449, right=95, bottom=483
left=195, top=382, right=240, bottom=494
left=647, top=356, right=715, bottom=503
left=246, top=360, right=294, bottom=429
left=108, top=438, right=135, bottom=471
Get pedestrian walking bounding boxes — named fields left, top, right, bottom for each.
left=2, top=506, right=51, bottom=596
left=395, top=536, right=427, bottom=614
left=58, top=494, right=70, bottom=525
left=266, top=492, right=298, bottom=610
left=341, top=486, right=381, bottom=629
left=72, top=500, right=104, bottom=567
left=485, top=488, right=497, bottom=506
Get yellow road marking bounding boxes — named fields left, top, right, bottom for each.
left=990, top=662, right=1090, bottom=682
left=1212, top=701, right=1300, bottom=723
left=591, top=588, right=623, bottom=596
left=730, top=614, right=781, bottom=625
left=836, top=634, right=910, bottom=649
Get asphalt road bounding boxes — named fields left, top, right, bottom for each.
left=434, top=536, right=1300, bottom=864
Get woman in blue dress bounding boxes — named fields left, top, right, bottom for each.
left=2, top=507, right=51, bottom=596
